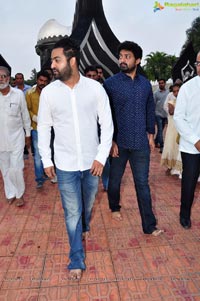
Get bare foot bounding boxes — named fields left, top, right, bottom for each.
left=151, top=229, right=164, bottom=237
left=112, top=211, right=122, bottom=221
left=7, top=197, right=16, bottom=205
left=15, top=197, right=25, bottom=207
left=82, top=231, right=90, bottom=240
left=68, top=269, right=82, bottom=281
left=165, top=169, right=171, bottom=176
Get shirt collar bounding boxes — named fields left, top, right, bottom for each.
left=56, top=73, right=82, bottom=90
left=119, top=71, right=139, bottom=80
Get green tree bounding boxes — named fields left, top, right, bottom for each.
left=143, top=51, right=177, bottom=81
left=25, top=68, right=37, bottom=86
left=181, top=16, right=200, bottom=54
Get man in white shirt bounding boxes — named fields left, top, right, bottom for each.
left=0, top=66, right=31, bottom=207
left=37, top=37, right=113, bottom=280
left=174, top=51, right=200, bottom=230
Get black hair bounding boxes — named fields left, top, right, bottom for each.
left=172, top=83, right=181, bottom=89
left=53, top=37, right=80, bottom=65
left=84, top=65, right=98, bottom=75
left=37, top=70, right=51, bottom=81
left=118, top=41, right=143, bottom=59
left=158, top=78, right=166, bottom=83
left=15, top=73, right=24, bottom=79
left=95, top=64, right=103, bottom=70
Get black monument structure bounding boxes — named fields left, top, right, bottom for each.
left=36, top=0, right=146, bottom=78
left=70, top=0, right=120, bottom=77
left=36, top=0, right=120, bottom=78
left=172, top=42, right=197, bottom=83
left=36, top=0, right=195, bottom=80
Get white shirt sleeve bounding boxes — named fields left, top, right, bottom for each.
left=163, top=94, right=170, bottom=114
left=95, top=85, right=113, bottom=165
left=20, top=90, right=31, bottom=137
left=37, top=92, right=53, bottom=168
left=174, top=79, right=200, bottom=148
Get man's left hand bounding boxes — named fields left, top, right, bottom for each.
left=195, top=140, right=200, bottom=152
left=90, top=160, right=104, bottom=177
left=148, top=134, right=155, bottom=151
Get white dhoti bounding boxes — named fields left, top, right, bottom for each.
left=0, top=149, right=25, bottom=199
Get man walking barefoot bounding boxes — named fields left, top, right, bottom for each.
left=38, top=37, right=113, bottom=280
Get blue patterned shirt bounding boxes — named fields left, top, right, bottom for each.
left=104, top=72, right=155, bottom=150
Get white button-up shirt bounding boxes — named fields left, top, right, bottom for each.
left=38, top=75, right=113, bottom=171
left=0, top=87, right=31, bottom=151
left=174, top=75, right=200, bottom=154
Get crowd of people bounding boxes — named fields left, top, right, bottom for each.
left=0, top=37, right=200, bottom=281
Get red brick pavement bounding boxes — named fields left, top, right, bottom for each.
left=0, top=149, right=200, bottom=300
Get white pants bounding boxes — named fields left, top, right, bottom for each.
left=0, top=149, right=25, bottom=199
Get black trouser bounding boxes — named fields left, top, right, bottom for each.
left=108, top=147, right=157, bottom=234
left=24, top=145, right=29, bottom=155
left=180, top=152, right=200, bottom=220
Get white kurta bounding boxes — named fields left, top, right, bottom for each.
left=0, top=87, right=31, bottom=199
left=174, top=76, right=200, bottom=154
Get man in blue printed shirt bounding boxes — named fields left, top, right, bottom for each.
left=104, top=41, right=163, bottom=236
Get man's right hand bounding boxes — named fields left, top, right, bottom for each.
left=110, top=141, right=119, bottom=157
left=44, top=166, right=56, bottom=179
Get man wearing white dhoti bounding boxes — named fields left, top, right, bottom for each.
left=0, top=66, right=31, bottom=206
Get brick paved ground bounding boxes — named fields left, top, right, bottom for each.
left=0, top=149, right=200, bottom=301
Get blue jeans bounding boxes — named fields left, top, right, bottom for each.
left=108, top=147, right=157, bottom=234
left=31, top=130, right=45, bottom=184
left=155, top=116, right=167, bottom=148
left=56, top=168, right=99, bottom=270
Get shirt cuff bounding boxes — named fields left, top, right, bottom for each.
left=25, top=130, right=31, bottom=137
left=32, top=115, right=38, bottom=123
left=42, top=158, right=54, bottom=169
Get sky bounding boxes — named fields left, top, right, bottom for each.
left=1, top=0, right=200, bottom=79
